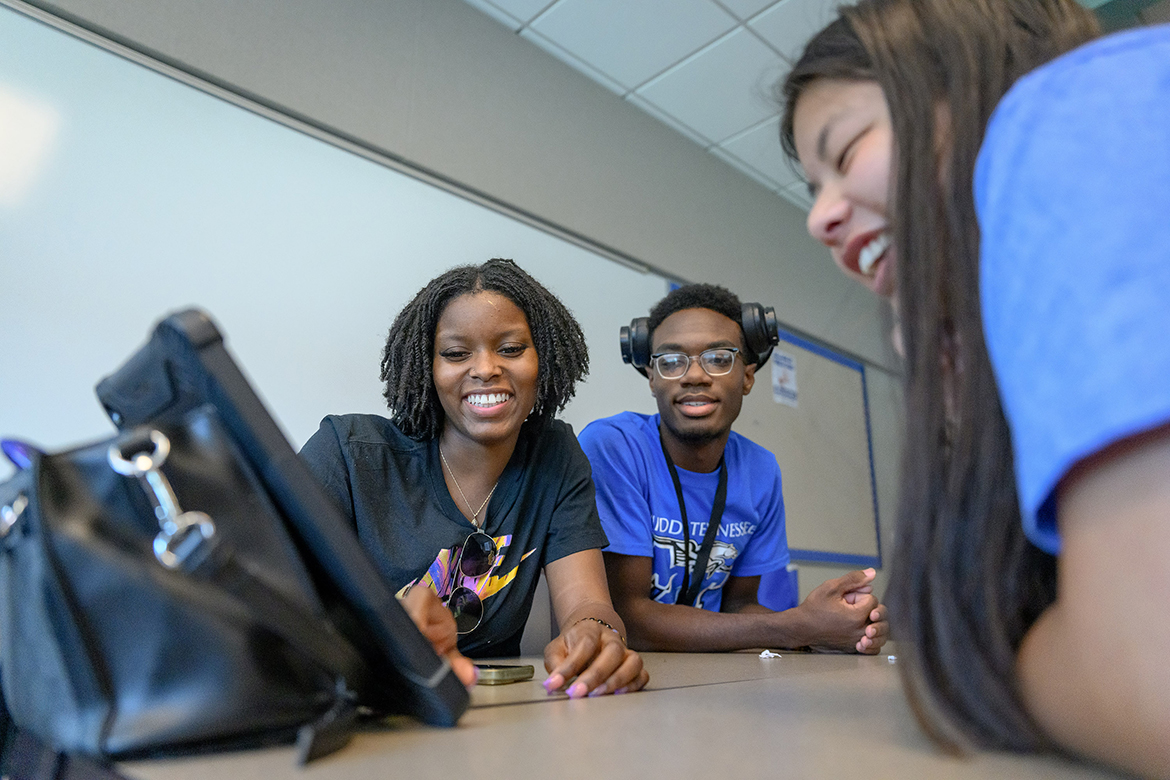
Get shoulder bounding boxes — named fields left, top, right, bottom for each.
left=518, top=418, right=591, bottom=471
left=579, top=411, right=656, bottom=449
left=535, top=417, right=579, bottom=443
left=317, top=413, right=422, bottom=451
left=578, top=413, right=661, bottom=469
left=976, top=26, right=1170, bottom=549
left=725, top=431, right=780, bottom=472
left=301, top=414, right=425, bottom=469
left=995, top=24, right=1170, bottom=114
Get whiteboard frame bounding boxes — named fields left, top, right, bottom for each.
left=776, top=328, right=883, bottom=569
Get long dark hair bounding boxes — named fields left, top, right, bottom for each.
left=380, top=258, right=589, bottom=441
left=779, top=0, right=1099, bottom=753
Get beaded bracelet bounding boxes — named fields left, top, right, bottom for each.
left=576, top=616, right=627, bottom=646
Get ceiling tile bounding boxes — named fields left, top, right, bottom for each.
left=780, top=180, right=813, bottom=210
left=635, top=28, right=785, bottom=144
left=625, top=93, right=714, bottom=147
left=718, top=116, right=801, bottom=188
left=519, top=28, right=627, bottom=95
left=486, top=0, right=557, bottom=24
left=716, top=0, right=783, bottom=21
left=529, top=0, right=737, bottom=90
left=462, top=0, right=524, bottom=30
left=709, top=146, right=781, bottom=191
left=749, top=0, right=839, bottom=60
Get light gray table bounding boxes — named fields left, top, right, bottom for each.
left=124, top=650, right=1122, bottom=779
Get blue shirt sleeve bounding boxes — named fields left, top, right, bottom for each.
left=540, top=424, right=610, bottom=565
left=577, top=418, right=654, bottom=558
left=727, top=446, right=788, bottom=577
left=976, top=26, right=1170, bottom=554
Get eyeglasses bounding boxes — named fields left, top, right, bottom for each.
left=650, top=348, right=741, bottom=380
left=443, top=531, right=498, bottom=634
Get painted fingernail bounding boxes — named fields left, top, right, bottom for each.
left=543, top=673, right=563, bottom=692
left=614, top=687, right=628, bottom=695
left=568, top=682, right=587, bottom=699
left=588, top=685, right=607, bottom=698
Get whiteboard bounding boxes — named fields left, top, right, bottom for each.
left=735, top=331, right=881, bottom=566
left=0, top=5, right=664, bottom=467
left=0, top=5, right=877, bottom=565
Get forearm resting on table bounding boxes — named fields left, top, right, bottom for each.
left=616, top=597, right=816, bottom=652
left=605, top=554, right=871, bottom=652
left=1017, top=430, right=1170, bottom=779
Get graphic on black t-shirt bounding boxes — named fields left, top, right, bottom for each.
left=650, top=534, right=740, bottom=607
left=397, top=532, right=537, bottom=606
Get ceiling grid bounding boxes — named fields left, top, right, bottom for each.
left=461, top=0, right=1153, bottom=212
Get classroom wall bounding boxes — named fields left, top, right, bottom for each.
left=16, top=0, right=903, bottom=599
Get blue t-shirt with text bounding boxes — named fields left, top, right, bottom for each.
left=579, top=412, right=789, bottom=611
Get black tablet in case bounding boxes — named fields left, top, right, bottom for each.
left=95, top=308, right=468, bottom=729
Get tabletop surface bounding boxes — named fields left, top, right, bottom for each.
left=123, top=650, right=1123, bottom=780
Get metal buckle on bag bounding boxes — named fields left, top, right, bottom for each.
left=0, top=494, right=28, bottom=538
left=107, top=429, right=216, bottom=569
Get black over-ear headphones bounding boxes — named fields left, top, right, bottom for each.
left=620, top=302, right=780, bottom=377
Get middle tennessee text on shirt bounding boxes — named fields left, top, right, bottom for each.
left=652, top=515, right=758, bottom=540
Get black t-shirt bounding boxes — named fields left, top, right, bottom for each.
left=299, top=414, right=608, bottom=658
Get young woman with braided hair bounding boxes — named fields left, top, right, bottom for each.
left=782, top=1, right=1170, bottom=776
left=301, top=258, right=646, bottom=697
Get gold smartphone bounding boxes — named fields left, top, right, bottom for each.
left=475, top=663, right=535, bottom=685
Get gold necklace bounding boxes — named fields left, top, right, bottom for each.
left=439, top=446, right=498, bottom=528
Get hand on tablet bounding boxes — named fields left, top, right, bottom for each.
left=399, top=587, right=479, bottom=688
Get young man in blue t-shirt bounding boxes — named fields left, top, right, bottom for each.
left=579, top=284, right=888, bottom=652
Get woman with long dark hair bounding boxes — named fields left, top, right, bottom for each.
left=780, top=1, right=1170, bottom=776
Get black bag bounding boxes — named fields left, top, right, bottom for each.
left=0, top=309, right=468, bottom=773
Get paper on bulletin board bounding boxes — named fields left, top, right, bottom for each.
left=771, top=348, right=798, bottom=407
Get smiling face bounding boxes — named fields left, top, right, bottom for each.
left=649, top=308, right=755, bottom=455
left=793, top=78, right=897, bottom=300
left=432, top=291, right=539, bottom=451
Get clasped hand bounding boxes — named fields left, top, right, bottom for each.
left=799, top=568, right=889, bottom=654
